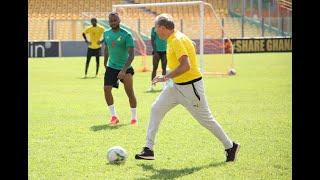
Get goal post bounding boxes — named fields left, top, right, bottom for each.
left=112, top=1, right=235, bottom=76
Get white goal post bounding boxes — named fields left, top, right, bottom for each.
left=112, top=1, right=231, bottom=74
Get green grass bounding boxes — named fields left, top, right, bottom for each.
left=28, top=53, right=292, bottom=179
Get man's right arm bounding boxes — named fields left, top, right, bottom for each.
left=151, top=37, right=156, bottom=52
left=82, top=33, right=91, bottom=45
left=151, top=30, right=157, bottom=55
left=82, top=33, right=88, bottom=42
left=152, top=55, right=190, bottom=84
left=151, top=37, right=159, bottom=59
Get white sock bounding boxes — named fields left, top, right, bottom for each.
left=131, top=108, right=137, bottom=120
left=108, top=104, right=117, bottom=117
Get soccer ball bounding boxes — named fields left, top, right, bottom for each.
left=228, top=68, right=236, bottom=76
left=107, top=146, right=128, bottom=164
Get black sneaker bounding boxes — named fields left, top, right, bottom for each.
left=135, top=147, right=155, bottom=160
left=225, top=142, right=240, bottom=162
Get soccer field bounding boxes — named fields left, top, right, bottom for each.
left=28, top=53, right=292, bottom=179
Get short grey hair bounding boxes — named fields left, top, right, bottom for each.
left=155, top=13, right=175, bottom=30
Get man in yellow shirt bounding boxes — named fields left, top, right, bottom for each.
left=82, top=18, right=105, bottom=78
left=135, top=14, right=240, bottom=162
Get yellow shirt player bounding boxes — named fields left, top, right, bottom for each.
left=135, top=14, right=240, bottom=162
left=166, top=30, right=202, bottom=83
left=82, top=18, right=105, bottom=78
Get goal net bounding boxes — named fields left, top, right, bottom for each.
left=112, top=1, right=235, bottom=75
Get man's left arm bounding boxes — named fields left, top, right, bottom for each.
left=117, top=47, right=134, bottom=80
left=122, top=47, right=134, bottom=71
left=117, top=33, right=135, bottom=80
left=98, top=38, right=105, bottom=45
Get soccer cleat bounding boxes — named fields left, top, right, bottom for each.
left=225, top=142, right=240, bottom=162
left=130, top=119, right=137, bottom=125
left=135, top=147, right=155, bottom=160
left=109, top=116, right=119, bottom=126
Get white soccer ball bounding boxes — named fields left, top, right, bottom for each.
left=228, top=68, right=236, bottom=76
left=107, top=146, right=128, bottom=164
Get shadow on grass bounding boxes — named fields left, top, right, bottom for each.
left=144, top=89, right=163, bottom=93
left=136, top=161, right=226, bottom=179
left=79, top=76, right=98, bottom=79
left=90, top=123, right=130, bottom=131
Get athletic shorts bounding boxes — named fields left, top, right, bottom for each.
left=104, top=66, right=135, bottom=88
left=87, top=48, right=101, bottom=57
left=152, top=51, right=166, bottom=60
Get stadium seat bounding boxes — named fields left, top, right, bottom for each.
left=28, top=0, right=280, bottom=40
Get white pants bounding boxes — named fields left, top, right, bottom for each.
left=145, top=79, right=233, bottom=150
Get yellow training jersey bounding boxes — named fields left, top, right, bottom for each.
left=167, top=31, right=202, bottom=83
left=83, top=25, right=105, bottom=49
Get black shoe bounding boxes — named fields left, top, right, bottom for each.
left=225, top=142, right=240, bottom=162
left=135, top=147, right=155, bottom=160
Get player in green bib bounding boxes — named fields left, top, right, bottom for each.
left=103, top=12, right=137, bottom=125
left=148, top=26, right=167, bottom=91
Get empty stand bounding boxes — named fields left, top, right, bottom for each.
left=28, top=0, right=279, bottom=41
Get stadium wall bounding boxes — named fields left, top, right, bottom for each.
left=28, top=37, right=292, bottom=58
left=28, top=41, right=61, bottom=57
left=61, top=41, right=89, bottom=57
left=231, top=37, right=292, bottom=53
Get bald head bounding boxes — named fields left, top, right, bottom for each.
left=108, top=12, right=120, bottom=30
left=109, top=12, right=120, bottom=19
left=91, top=18, right=97, bottom=26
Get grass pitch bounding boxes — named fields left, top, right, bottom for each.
left=28, top=53, right=291, bottom=179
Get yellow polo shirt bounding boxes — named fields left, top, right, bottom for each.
left=83, top=25, right=105, bottom=49
left=166, top=31, right=202, bottom=83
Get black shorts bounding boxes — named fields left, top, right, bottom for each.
left=104, top=66, right=135, bottom=88
left=87, top=48, right=101, bottom=57
left=152, top=51, right=166, bottom=59
left=152, top=51, right=167, bottom=57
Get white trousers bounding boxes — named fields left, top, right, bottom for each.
left=145, top=79, right=233, bottom=150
